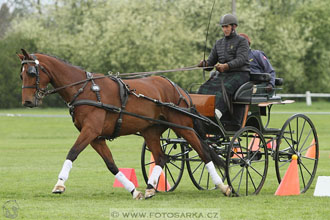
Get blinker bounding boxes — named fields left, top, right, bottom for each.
left=27, top=66, right=37, bottom=77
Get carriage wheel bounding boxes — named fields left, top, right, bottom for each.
left=141, top=128, right=186, bottom=192
left=275, top=114, right=319, bottom=193
left=226, top=126, right=268, bottom=196
left=186, top=136, right=227, bottom=190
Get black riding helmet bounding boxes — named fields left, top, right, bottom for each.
left=219, top=14, right=238, bottom=26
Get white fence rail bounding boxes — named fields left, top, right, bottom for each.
left=278, top=91, right=330, bottom=106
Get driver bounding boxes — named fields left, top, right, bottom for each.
left=198, top=14, right=250, bottom=120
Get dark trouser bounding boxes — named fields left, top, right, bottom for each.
left=198, top=71, right=250, bottom=114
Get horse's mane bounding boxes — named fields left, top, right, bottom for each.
left=36, top=52, right=85, bottom=71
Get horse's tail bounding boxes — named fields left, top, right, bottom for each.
left=191, top=108, right=226, bottom=170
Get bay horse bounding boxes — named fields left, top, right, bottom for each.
left=18, top=49, right=231, bottom=199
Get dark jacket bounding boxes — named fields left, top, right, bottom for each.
left=207, top=32, right=250, bottom=73
left=249, top=49, right=276, bottom=87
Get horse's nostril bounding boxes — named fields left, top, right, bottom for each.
left=23, top=101, right=34, bottom=108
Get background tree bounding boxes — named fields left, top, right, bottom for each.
left=0, top=0, right=329, bottom=108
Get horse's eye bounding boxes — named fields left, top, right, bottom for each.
left=27, top=66, right=37, bottom=77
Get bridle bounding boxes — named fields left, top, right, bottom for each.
left=20, top=55, right=52, bottom=104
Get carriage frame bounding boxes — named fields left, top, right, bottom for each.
left=141, top=73, right=319, bottom=196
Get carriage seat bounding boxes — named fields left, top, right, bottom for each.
left=189, top=73, right=283, bottom=117
left=233, top=73, right=281, bottom=104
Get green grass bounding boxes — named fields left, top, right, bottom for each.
left=1, top=102, right=330, bottom=220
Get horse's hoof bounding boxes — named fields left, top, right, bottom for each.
left=223, top=186, right=232, bottom=197
left=132, top=190, right=144, bottom=200
left=144, top=188, right=156, bottom=199
left=216, top=184, right=232, bottom=197
left=52, top=185, right=66, bottom=194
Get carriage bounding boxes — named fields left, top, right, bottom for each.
left=19, top=49, right=319, bottom=198
left=141, top=73, right=319, bottom=196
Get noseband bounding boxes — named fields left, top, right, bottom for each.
left=21, top=55, right=52, bottom=103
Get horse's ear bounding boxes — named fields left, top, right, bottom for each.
left=21, top=48, right=31, bottom=59
left=17, top=52, right=24, bottom=61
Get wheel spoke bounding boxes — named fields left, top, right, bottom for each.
left=297, top=119, right=306, bottom=150
left=167, top=144, right=175, bottom=155
left=298, top=159, right=313, bottom=177
left=279, top=159, right=291, bottom=168
left=192, top=161, right=204, bottom=175
left=164, top=163, right=176, bottom=184
left=237, top=167, right=244, bottom=194
left=288, top=123, right=295, bottom=150
left=198, top=164, right=206, bottom=185
left=247, top=168, right=257, bottom=191
left=145, top=160, right=155, bottom=166
left=298, top=162, right=306, bottom=189
left=231, top=166, right=244, bottom=184
left=249, top=150, right=260, bottom=161
left=299, top=129, right=313, bottom=153
left=295, top=117, right=299, bottom=151
left=246, top=167, right=248, bottom=195
left=300, top=155, right=317, bottom=161
left=250, top=159, right=266, bottom=164
left=282, top=135, right=296, bottom=153
left=169, top=161, right=182, bottom=170
left=249, top=164, right=264, bottom=178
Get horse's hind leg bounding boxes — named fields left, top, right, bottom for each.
left=140, top=125, right=167, bottom=199
left=90, top=138, right=143, bottom=200
left=173, top=128, right=231, bottom=196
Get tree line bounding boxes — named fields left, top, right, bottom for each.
left=0, top=0, right=329, bottom=108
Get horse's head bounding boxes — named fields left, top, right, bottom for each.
left=18, top=49, right=51, bottom=107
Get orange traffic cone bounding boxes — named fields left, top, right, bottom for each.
left=267, top=139, right=276, bottom=150
left=275, top=155, right=300, bottom=196
left=249, top=134, right=260, bottom=151
left=149, top=154, right=171, bottom=191
left=305, top=139, right=319, bottom=159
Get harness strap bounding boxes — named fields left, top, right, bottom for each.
left=161, top=76, right=190, bottom=107
left=109, top=77, right=130, bottom=138
left=70, top=99, right=196, bottom=140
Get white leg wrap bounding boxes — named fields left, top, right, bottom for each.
left=55, top=178, right=65, bottom=187
left=206, top=161, right=223, bottom=185
left=115, top=171, right=135, bottom=192
left=58, top=159, right=72, bottom=182
left=147, top=165, right=162, bottom=188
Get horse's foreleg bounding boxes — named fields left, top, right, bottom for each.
left=173, top=128, right=231, bottom=196
left=141, top=126, right=167, bottom=199
left=90, top=139, right=143, bottom=200
left=52, top=126, right=99, bottom=194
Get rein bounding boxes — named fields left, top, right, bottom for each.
left=34, top=65, right=213, bottom=97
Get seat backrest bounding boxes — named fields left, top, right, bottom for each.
left=233, top=82, right=254, bottom=102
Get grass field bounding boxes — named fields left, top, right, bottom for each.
left=1, top=102, right=330, bottom=219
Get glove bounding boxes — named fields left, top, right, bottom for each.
left=215, top=63, right=229, bottom=72
left=198, top=60, right=208, bottom=67
left=265, top=83, right=274, bottom=93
